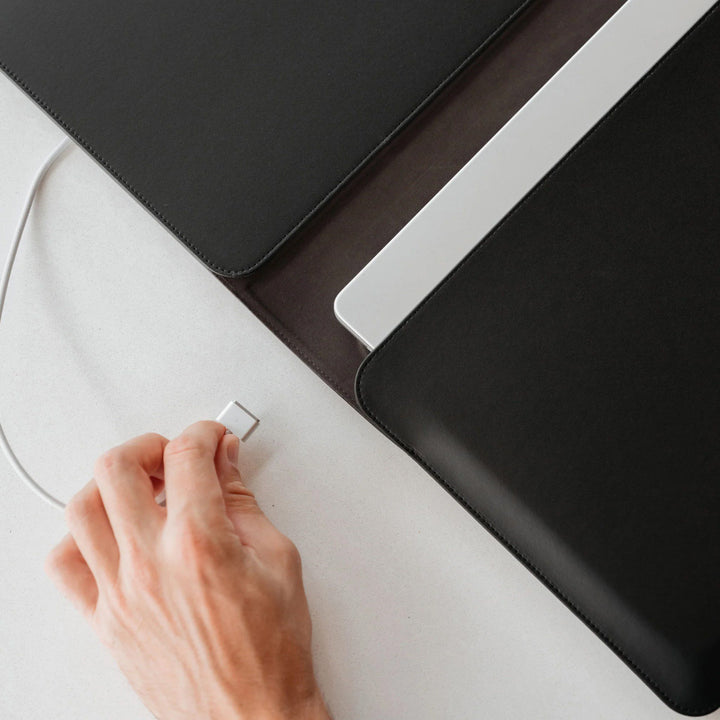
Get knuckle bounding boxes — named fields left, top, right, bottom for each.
left=141, top=432, right=168, bottom=446
left=65, top=492, right=95, bottom=529
left=223, top=480, right=260, bottom=513
left=44, top=544, right=66, bottom=577
left=189, top=420, right=225, bottom=437
left=94, top=447, right=134, bottom=478
left=224, top=477, right=253, bottom=498
left=164, top=435, right=207, bottom=462
left=277, top=535, right=302, bottom=569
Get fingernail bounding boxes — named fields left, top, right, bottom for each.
left=226, top=436, right=240, bottom=466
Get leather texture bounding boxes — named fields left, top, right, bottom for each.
left=220, top=0, right=627, bottom=404
left=357, top=4, right=720, bottom=715
left=0, top=0, right=531, bottom=276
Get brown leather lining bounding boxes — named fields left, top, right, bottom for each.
left=218, top=0, right=627, bottom=406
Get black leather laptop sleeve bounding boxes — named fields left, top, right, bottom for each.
left=4, top=0, right=717, bottom=714
left=0, top=0, right=531, bottom=275
left=358, top=4, right=720, bottom=714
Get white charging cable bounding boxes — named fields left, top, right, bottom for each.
left=0, top=138, right=72, bottom=510
left=1, top=138, right=259, bottom=511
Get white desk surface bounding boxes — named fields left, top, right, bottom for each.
left=0, top=73, right=713, bottom=720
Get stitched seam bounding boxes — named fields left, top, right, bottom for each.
left=0, top=60, right=230, bottom=274
left=0, top=0, right=533, bottom=277
left=356, top=3, right=720, bottom=714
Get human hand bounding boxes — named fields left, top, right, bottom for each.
left=46, top=421, right=330, bottom=720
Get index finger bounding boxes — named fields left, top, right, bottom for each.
left=163, top=421, right=227, bottom=519
left=93, top=433, right=169, bottom=547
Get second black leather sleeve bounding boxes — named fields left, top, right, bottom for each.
left=357, top=4, right=720, bottom=714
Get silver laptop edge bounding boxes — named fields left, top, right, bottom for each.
left=334, top=0, right=715, bottom=351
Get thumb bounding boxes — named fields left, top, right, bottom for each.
left=216, top=434, right=267, bottom=537
left=216, top=434, right=299, bottom=563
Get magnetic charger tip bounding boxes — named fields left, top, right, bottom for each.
left=216, top=400, right=260, bottom=442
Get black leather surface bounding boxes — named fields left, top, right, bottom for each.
left=0, top=0, right=530, bottom=276
left=221, top=0, right=626, bottom=406
left=357, top=4, right=720, bottom=715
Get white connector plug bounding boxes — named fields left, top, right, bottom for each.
left=216, top=400, right=260, bottom=441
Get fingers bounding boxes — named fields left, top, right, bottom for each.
left=64, top=479, right=118, bottom=584
left=163, top=421, right=226, bottom=519
left=45, top=533, right=99, bottom=618
left=93, top=433, right=168, bottom=547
